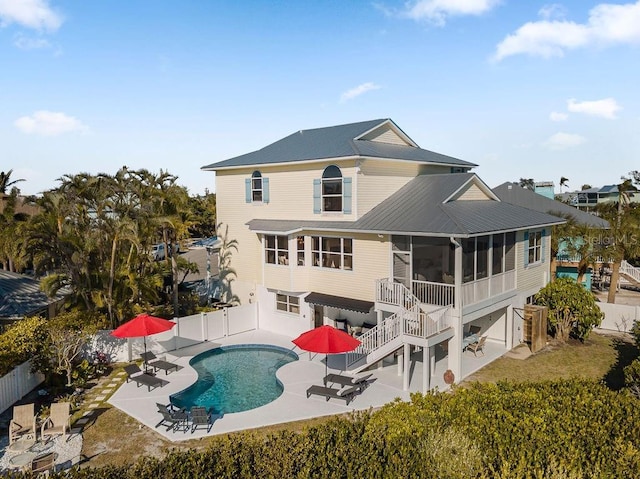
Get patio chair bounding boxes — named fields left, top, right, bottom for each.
left=9, top=403, right=36, bottom=445
left=189, top=406, right=215, bottom=433
left=30, top=452, right=57, bottom=475
left=469, top=325, right=481, bottom=335
left=140, top=351, right=180, bottom=375
left=124, top=364, right=165, bottom=392
left=468, top=335, right=487, bottom=357
left=306, top=384, right=360, bottom=405
left=155, top=403, right=189, bottom=432
left=41, top=402, right=71, bottom=440
left=323, top=373, right=372, bottom=390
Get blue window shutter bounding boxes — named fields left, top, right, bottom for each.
left=524, top=231, right=529, bottom=267
left=343, top=177, right=352, bottom=214
left=541, top=229, right=546, bottom=262
left=263, top=177, right=270, bottom=204
left=245, top=178, right=251, bottom=203
left=313, top=179, right=321, bottom=214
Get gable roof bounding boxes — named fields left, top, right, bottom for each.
left=0, top=270, right=64, bottom=319
left=247, top=173, right=565, bottom=237
left=202, top=119, right=477, bottom=171
left=492, top=182, right=609, bottom=228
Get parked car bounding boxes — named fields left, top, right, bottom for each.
left=151, top=243, right=180, bottom=261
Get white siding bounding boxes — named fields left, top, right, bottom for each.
left=360, top=125, right=411, bottom=145
left=451, top=183, right=491, bottom=201
left=516, top=231, right=550, bottom=294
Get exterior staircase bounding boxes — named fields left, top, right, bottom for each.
left=345, top=281, right=452, bottom=373
left=620, top=260, right=640, bottom=286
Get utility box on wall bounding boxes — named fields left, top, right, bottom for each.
left=523, top=304, right=548, bottom=353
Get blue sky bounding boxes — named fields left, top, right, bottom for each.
left=1, top=0, right=639, bottom=196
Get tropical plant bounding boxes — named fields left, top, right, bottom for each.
left=0, top=169, right=25, bottom=194
left=534, top=277, right=603, bottom=341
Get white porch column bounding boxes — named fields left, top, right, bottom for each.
left=403, top=343, right=410, bottom=390
left=448, top=237, right=463, bottom=382
left=397, top=350, right=403, bottom=376
left=506, top=304, right=514, bottom=349
left=422, top=346, right=431, bottom=393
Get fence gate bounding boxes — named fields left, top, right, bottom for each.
left=517, top=304, right=548, bottom=353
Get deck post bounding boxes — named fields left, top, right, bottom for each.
left=403, top=343, right=410, bottom=390
left=397, top=350, right=403, bottom=376
left=422, top=346, right=430, bottom=393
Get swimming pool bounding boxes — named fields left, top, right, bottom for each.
left=170, top=344, right=298, bottom=414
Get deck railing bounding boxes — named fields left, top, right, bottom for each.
left=621, top=260, right=640, bottom=283
left=411, top=280, right=455, bottom=306
left=461, top=270, right=515, bottom=305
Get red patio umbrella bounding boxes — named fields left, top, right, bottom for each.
left=292, top=325, right=361, bottom=377
left=111, top=313, right=176, bottom=369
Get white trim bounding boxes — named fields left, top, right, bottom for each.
left=353, top=119, right=419, bottom=147
left=443, top=174, right=501, bottom=203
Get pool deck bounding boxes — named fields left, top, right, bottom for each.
left=108, top=329, right=504, bottom=441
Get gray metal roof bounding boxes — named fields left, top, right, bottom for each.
left=492, top=182, right=609, bottom=228
left=0, top=270, right=63, bottom=319
left=202, top=119, right=476, bottom=170
left=247, top=173, right=565, bottom=237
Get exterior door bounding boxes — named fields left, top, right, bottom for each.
left=314, top=305, right=324, bottom=328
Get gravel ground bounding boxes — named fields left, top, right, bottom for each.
left=0, top=432, right=83, bottom=474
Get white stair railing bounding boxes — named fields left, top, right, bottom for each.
left=621, top=260, right=640, bottom=283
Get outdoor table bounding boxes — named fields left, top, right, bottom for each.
left=8, top=451, right=36, bottom=471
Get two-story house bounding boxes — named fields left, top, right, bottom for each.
left=202, top=119, right=564, bottom=390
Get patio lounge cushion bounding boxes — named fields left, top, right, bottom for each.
left=306, top=385, right=360, bottom=405
left=140, top=351, right=180, bottom=375
left=323, top=373, right=372, bottom=390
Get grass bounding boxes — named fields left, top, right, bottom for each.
left=77, top=330, right=638, bottom=469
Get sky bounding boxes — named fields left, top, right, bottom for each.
left=1, top=0, right=639, bottom=197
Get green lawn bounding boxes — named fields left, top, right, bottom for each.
left=463, top=331, right=637, bottom=388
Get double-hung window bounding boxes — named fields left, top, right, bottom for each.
left=265, top=235, right=289, bottom=265
left=528, top=230, right=543, bottom=264
left=322, top=165, right=342, bottom=212
left=251, top=171, right=263, bottom=202
left=311, top=236, right=353, bottom=270
left=276, top=294, right=299, bottom=314
left=245, top=170, right=269, bottom=203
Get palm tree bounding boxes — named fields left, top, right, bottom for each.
left=518, top=178, right=535, bottom=190
left=0, top=170, right=25, bottom=194
left=560, top=176, right=569, bottom=193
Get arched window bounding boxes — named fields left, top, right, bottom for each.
left=251, top=170, right=263, bottom=202
left=321, top=165, right=342, bottom=212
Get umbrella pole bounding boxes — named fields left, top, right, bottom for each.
left=143, top=336, right=147, bottom=371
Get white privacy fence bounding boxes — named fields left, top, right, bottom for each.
left=95, top=303, right=259, bottom=363
left=596, top=302, right=640, bottom=333
left=0, top=360, right=44, bottom=415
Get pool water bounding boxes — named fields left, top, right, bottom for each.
left=170, top=344, right=298, bottom=414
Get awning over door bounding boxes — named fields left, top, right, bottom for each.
left=304, top=292, right=374, bottom=314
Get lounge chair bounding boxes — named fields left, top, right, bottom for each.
left=124, top=364, right=165, bottom=391
left=323, top=373, right=372, bottom=390
left=467, top=335, right=487, bottom=356
left=190, top=406, right=215, bottom=433
left=155, top=403, right=189, bottom=432
left=140, top=351, right=180, bottom=375
left=41, top=402, right=71, bottom=440
left=306, top=385, right=360, bottom=405
left=9, top=403, right=36, bottom=445
left=30, top=452, right=57, bottom=475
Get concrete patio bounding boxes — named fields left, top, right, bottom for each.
left=108, top=329, right=507, bottom=441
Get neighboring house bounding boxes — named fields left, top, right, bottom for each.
left=0, top=270, right=65, bottom=331
left=202, top=119, right=564, bottom=389
left=493, top=182, right=610, bottom=287
left=559, top=185, right=638, bottom=211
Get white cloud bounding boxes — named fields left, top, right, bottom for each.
left=538, top=4, right=567, bottom=21
left=544, top=132, right=586, bottom=150
left=14, top=110, right=88, bottom=136
left=13, top=32, right=50, bottom=49
left=493, top=0, right=640, bottom=61
left=340, top=82, right=381, bottom=103
left=567, top=97, right=621, bottom=119
left=403, top=0, right=501, bottom=25
left=0, top=0, right=63, bottom=31
left=550, top=111, right=568, bottom=121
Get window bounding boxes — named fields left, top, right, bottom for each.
left=311, top=236, right=353, bottom=270
left=461, top=236, right=490, bottom=282
left=265, top=235, right=289, bottom=265
left=276, top=294, right=299, bottom=314
left=322, top=165, right=342, bottom=212
left=528, top=230, right=542, bottom=264
left=492, top=232, right=516, bottom=274
left=296, top=236, right=305, bottom=266
left=251, top=171, right=262, bottom=202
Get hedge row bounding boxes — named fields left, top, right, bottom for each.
left=30, top=379, right=640, bottom=479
